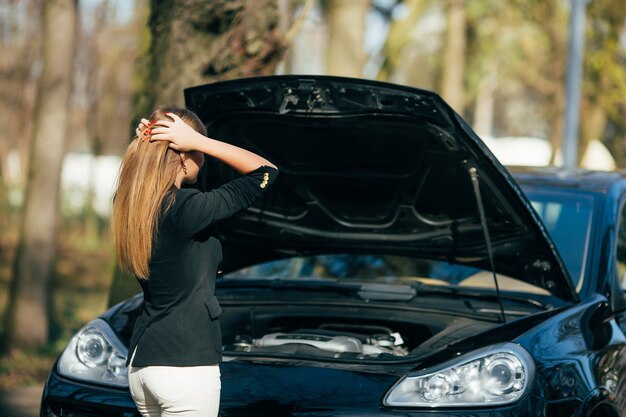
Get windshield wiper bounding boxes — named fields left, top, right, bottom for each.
left=409, top=281, right=550, bottom=310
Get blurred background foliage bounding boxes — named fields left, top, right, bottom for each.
left=0, top=0, right=624, bottom=384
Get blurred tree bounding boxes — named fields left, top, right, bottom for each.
left=376, top=0, right=470, bottom=113
left=439, top=0, right=466, bottom=113
left=73, top=1, right=109, bottom=240
left=580, top=0, right=626, bottom=165
left=109, top=0, right=299, bottom=306
left=462, top=1, right=569, bottom=156
left=0, top=0, right=42, bottom=187
left=464, top=1, right=509, bottom=137
left=70, top=0, right=148, bottom=239
left=467, top=0, right=626, bottom=166
left=376, top=0, right=431, bottom=84
left=276, top=0, right=315, bottom=74
left=324, top=0, right=370, bottom=77
left=136, top=0, right=286, bottom=112
left=507, top=1, right=568, bottom=164
left=373, top=0, right=625, bottom=169
left=377, top=0, right=510, bottom=129
left=2, top=0, right=78, bottom=354
left=470, top=60, right=498, bottom=137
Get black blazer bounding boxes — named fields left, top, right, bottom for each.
left=127, top=165, right=278, bottom=367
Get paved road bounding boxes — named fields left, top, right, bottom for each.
left=0, top=385, right=42, bottom=417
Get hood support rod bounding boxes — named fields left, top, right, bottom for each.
left=469, top=167, right=506, bottom=323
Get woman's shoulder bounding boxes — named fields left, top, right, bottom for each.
left=174, top=187, right=201, bottom=197
left=157, top=189, right=200, bottom=232
left=167, top=187, right=201, bottom=210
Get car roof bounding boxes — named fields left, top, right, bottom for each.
left=509, top=166, right=626, bottom=194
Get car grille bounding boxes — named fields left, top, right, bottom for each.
left=43, top=400, right=139, bottom=417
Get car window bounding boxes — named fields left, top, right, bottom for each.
left=523, top=189, right=593, bottom=291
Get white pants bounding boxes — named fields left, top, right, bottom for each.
left=128, top=348, right=221, bottom=417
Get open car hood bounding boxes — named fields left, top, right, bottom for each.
left=184, top=75, right=577, bottom=302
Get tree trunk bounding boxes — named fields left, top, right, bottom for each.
left=274, top=0, right=295, bottom=74
left=138, top=0, right=285, bottom=110
left=109, top=0, right=286, bottom=306
left=579, top=98, right=608, bottom=165
left=324, top=0, right=370, bottom=77
left=376, top=0, right=429, bottom=83
left=578, top=69, right=611, bottom=166
left=0, top=0, right=43, bottom=188
left=547, top=65, right=566, bottom=165
left=440, top=0, right=466, bottom=114
left=545, top=11, right=567, bottom=166
left=473, top=61, right=498, bottom=137
left=2, top=0, right=77, bottom=354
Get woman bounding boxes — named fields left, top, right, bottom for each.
left=112, top=106, right=278, bottom=417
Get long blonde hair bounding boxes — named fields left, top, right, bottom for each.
left=112, top=107, right=207, bottom=279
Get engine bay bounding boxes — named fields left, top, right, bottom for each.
left=218, top=304, right=470, bottom=361
left=224, top=327, right=409, bottom=359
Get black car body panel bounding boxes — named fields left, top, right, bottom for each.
left=512, top=168, right=626, bottom=312
left=40, top=77, right=626, bottom=417
left=40, top=292, right=626, bottom=417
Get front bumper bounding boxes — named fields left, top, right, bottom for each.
left=41, top=360, right=580, bottom=417
left=41, top=363, right=137, bottom=417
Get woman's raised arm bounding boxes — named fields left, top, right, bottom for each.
left=149, top=112, right=277, bottom=173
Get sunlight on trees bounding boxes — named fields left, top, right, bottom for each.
left=0, top=0, right=624, bottom=358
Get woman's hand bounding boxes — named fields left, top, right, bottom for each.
left=135, top=118, right=150, bottom=140
left=149, top=113, right=204, bottom=152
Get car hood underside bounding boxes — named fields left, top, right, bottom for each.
left=185, top=75, right=576, bottom=302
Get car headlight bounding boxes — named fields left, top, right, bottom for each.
left=384, top=342, right=534, bottom=408
left=57, top=318, right=129, bottom=388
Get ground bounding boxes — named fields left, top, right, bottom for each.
left=0, top=384, right=42, bottom=417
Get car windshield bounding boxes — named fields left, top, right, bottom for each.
left=224, top=188, right=593, bottom=295
left=523, top=188, right=593, bottom=291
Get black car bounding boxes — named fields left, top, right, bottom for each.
left=41, top=76, right=626, bottom=417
